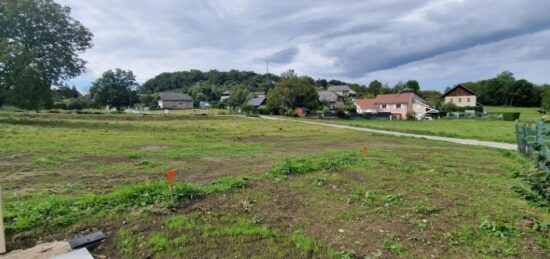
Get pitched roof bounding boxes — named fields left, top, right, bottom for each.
left=373, top=92, right=414, bottom=104
left=247, top=97, right=266, bottom=107
left=355, top=99, right=377, bottom=109
left=318, top=90, right=339, bottom=102
left=373, top=92, right=429, bottom=106
left=159, top=92, right=193, bottom=101
left=441, top=84, right=477, bottom=97
left=327, top=85, right=356, bottom=94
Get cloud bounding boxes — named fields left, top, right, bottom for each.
left=255, top=47, right=299, bottom=64
left=56, top=0, right=550, bottom=91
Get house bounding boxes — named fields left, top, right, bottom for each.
left=318, top=90, right=344, bottom=110
left=253, top=91, right=266, bottom=98
left=355, top=99, right=377, bottom=113
left=293, top=107, right=311, bottom=118
left=220, top=90, right=231, bottom=102
left=247, top=97, right=266, bottom=108
left=354, top=90, right=431, bottom=120
left=441, top=85, right=478, bottom=107
left=157, top=92, right=193, bottom=109
left=327, top=85, right=356, bottom=97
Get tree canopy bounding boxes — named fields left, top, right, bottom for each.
left=266, top=70, right=319, bottom=113
left=89, top=69, right=138, bottom=111
left=0, top=0, right=93, bottom=109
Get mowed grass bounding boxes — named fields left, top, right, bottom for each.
left=0, top=112, right=549, bottom=258
left=325, top=119, right=518, bottom=143
left=322, top=106, right=541, bottom=144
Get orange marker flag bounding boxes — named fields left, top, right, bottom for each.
left=167, top=169, right=175, bottom=192
left=363, top=146, right=368, bottom=156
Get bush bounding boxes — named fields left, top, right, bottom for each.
left=502, top=112, right=520, bottom=121
left=335, top=108, right=347, bottom=119
left=406, top=111, right=417, bottom=120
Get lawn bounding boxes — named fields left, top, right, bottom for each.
left=321, top=106, right=541, bottom=144
left=0, top=112, right=548, bottom=258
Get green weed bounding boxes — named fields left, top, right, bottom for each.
left=413, top=203, right=439, bottom=215
left=267, top=151, right=360, bottom=177
left=479, top=218, right=520, bottom=238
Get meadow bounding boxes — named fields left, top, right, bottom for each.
left=324, top=106, right=541, bottom=144
left=0, top=111, right=548, bottom=258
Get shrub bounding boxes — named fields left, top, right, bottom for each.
left=406, top=111, right=417, bottom=120
left=502, top=112, right=520, bottom=121
left=335, top=108, right=347, bottom=119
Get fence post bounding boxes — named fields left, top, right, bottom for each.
left=0, top=185, right=5, bottom=254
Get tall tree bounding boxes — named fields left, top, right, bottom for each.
left=405, top=80, right=420, bottom=93
left=266, top=70, right=319, bottom=112
left=367, top=80, right=383, bottom=96
left=0, top=0, right=93, bottom=109
left=90, top=69, right=138, bottom=111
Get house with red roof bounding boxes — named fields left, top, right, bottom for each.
left=354, top=90, right=433, bottom=120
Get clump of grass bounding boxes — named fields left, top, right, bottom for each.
left=479, top=218, right=520, bottom=238
left=135, top=160, right=158, bottom=168
left=413, top=203, right=440, bottom=215
left=349, top=190, right=405, bottom=208
left=127, top=152, right=146, bottom=159
left=381, top=234, right=405, bottom=255
left=33, top=155, right=65, bottom=165
left=148, top=233, right=169, bottom=252
left=267, top=151, right=360, bottom=177
left=202, top=176, right=248, bottom=193
left=4, top=176, right=248, bottom=234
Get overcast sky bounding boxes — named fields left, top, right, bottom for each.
left=57, top=0, right=550, bottom=92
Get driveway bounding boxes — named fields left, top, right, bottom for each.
left=260, top=116, right=517, bottom=150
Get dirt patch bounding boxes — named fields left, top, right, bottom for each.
left=138, top=145, right=172, bottom=151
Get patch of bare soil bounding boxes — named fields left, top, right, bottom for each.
left=175, top=156, right=273, bottom=185
left=138, top=145, right=171, bottom=151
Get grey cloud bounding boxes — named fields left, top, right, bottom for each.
left=256, top=47, right=299, bottom=64
left=57, top=0, right=550, bottom=91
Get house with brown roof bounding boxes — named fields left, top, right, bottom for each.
left=354, top=90, right=432, bottom=120
left=441, top=85, right=478, bottom=107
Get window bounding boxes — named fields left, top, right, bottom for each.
left=467, top=97, right=470, bottom=102
left=381, top=104, right=387, bottom=109
left=458, top=98, right=462, bottom=103
left=396, top=104, right=402, bottom=109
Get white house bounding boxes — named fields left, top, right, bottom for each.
left=441, top=85, right=478, bottom=107
left=157, top=92, right=193, bottom=109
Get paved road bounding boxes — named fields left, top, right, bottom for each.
left=260, top=116, right=517, bottom=150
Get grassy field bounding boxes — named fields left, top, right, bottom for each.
left=323, top=106, right=541, bottom=144
left=0, top=112, right=549, bottom=258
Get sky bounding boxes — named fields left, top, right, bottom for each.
left=57, top=0, right=550, bottom=92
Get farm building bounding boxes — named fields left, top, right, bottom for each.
left=293, top=107, right=311, bottom=118
left=354, top=90, right=432, bottom=120
left=247, top=97, right=266, bottom=108
left=318, top=90, right=344, bottom=110
left=327, top=85, right=356, bottom=97
left=441, top=85, right=478, bottom=107
left=157, top=92, right=193, bottom=109
left=220, top=90, right=231, bottom=102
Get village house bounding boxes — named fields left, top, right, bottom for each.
left=441, top=84, right=478, bottom=107
left=220, top=90, right=231, bottom=102
left=157, top=92, right=194, bottom=109
left=354, top=90, right=432, bottom=120
left=327, top=85, right=356, bottom=97
left=318, top=90, right=344, bottom=110
left=246, top=96, right=266, bottom=108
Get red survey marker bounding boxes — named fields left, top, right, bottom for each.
left=167, top=169, right=175, bottom=192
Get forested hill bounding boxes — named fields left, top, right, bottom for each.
left=139, top=69, right=280, bottom=94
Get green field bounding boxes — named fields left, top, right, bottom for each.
left=0, top=112, right=549, bottom=258
left=324, top=107, right=541, bottom=144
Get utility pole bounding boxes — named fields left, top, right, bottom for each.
left=0, top=185, right=6, bottom=254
